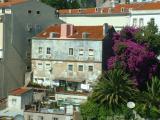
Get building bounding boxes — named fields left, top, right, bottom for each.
left=0, top=87, right=33, bottom=117
left=130, top=3, right=160, bottom=29
left=24, top=111, right=73, bottom=120
left=31, top=23, right=107, bottom=87
left=0, top=0, right=62, bottom=98
left=59, top=2, right=160, bottom=31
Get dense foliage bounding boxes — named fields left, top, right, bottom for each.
left=41, top=0, right=80, bottom=9
left=41, top=0, right=95, bottom=9
left=92, top=69, right=137, bottom=111
left=80, top=21, right=160, bottom=119
left=107, top=26, right=160, bottom=89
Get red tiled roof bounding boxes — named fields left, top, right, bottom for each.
left=10, top=87, right=32, bottom=96
left=35, top=24, right=104, bottom=40
left=59, top=2, right=160, bottom=15
left=0, top=0, right=26, bottom=7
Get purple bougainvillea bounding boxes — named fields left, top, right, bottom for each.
left=107, top=27, right=160, bottom=89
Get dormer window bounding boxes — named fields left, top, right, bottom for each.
left=50, top=32, right=57, bottom=38
left=78, top=9, right=82, bottom=14
left=108, top=8, right=112, bottom=13
left=129, top=8, right=132, bottom=12
left=121, top=7, right=125, bottom=12
left=95, top=8, right=101, bottom=13
left=82, top=32, right=89, bottom=39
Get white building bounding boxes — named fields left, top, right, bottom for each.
left=31, top=23, right=106, bottom=86
left=59, top=2, right=160, bottom=31
left=0, top=87, right=33, bottom=117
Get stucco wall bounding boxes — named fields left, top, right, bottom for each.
left=24, top=112, right=72, bottom=120
left=0, top=1, right=62, bottom=98
left=60, top=15, right=130, bottom=31
left=32, top=39, right=102, bottom=83
left=55, top=93, right=87, bottom=104
left=8, top=95, right=21, bottom=110
left=130, top=10, right=160, bottom=30
left=33, top=60, right=101, bottom=82
left=32, top=39, right=102, bottom=62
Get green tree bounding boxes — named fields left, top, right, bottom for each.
left=135, top=20, right=160, bottom=54
left=136, top=76, right=160, bottom=119
left=41, top=0, right=80, bottom=9
left=91, top=69, right=138, bottom=112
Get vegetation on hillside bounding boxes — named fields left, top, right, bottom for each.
left=80, top=21, right=160, bottom=119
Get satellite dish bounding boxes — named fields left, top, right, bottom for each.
left=14, top=114, right=24, bottom=120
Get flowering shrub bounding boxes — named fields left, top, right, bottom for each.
left=107, top=27, right=160, bottom=88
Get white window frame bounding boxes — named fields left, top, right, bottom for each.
left=88, top=49, right=94, bottom=57
left=38, top=47, right=42, bottom=54
left=12, top=98, right=17, bottom=105
left=45, top=63, right=51, bottom=70
left=139, top=18, right=144, bottom=27
left=37, top=62, right=43, bottom=70
left=79, top=48, right=84, bottom=56
left=133, top=18, right=137, bottom=26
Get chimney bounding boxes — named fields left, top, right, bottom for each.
left=0, top=0, right=8, bottom=2
left=110, top=0, right=115, bottom=8
left=60, top=24, right=74, bottom=38
left=103, top=23, right=109, bottom=37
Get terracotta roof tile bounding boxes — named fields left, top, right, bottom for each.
left=59, top=2, right=160, bottom=15
left=35, top=24, right=104, bottom=40
left=0, top=0, right=26, bottom=7
left=10, top=87, right=32, bottom=96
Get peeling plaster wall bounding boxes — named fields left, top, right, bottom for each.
left=32, top=39, right=102, bottom=83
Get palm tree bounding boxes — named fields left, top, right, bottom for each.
left=91, top=69, right=138, bottom=112
left=136, top=76, right=160, bottom=119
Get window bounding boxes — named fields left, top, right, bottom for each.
left=79, top=49, right=84, bottom=56
left=121, top=7, right=125, bottom=12
left=108, top=8, right=111, bottom=13
left=38, top=47, right=42, bottom=54
left=78, top=65, right=83, bottom=71
left=45, top=63, right=51, bottom=70
left=68, top=65, right=73, bottom=71
left=52, top=118, right=58, bottom=120
left=12, top=98, right=16, bottom=105
left=37, top=63, right=43, bottom=69
left=37, top=11, right=40, bottom=14
left=150, top=18, right=155, bottom=24
left=26, top=24, right=32, bottom=31
left=28, top=115, right=33, bottom=120
left=133, top=18, right=137, bottom=26
left=28, top=10, right=31, bottom=13
left=46, top=47, right=51, bottom=54
left=35, top=24, right=41, bottom=33
left=26, top=66, right=30, bottom=71
left=139, top=18, right=144, bottom=27
left=88, top=66, right=93, bottom=72
left=38, top=116, right=43, bottom=120
left=50, top=32, right=57, bottom=38
left=69, top=48, right=73, bottom=55
left=88, top=49, right=94, bottom=57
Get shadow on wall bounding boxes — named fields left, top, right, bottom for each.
left=102, top=25, right=116, bottom=71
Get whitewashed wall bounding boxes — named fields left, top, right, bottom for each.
left=60, top=15, right=130, bottom=31
left=130, top=10, right=160, bottom=30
